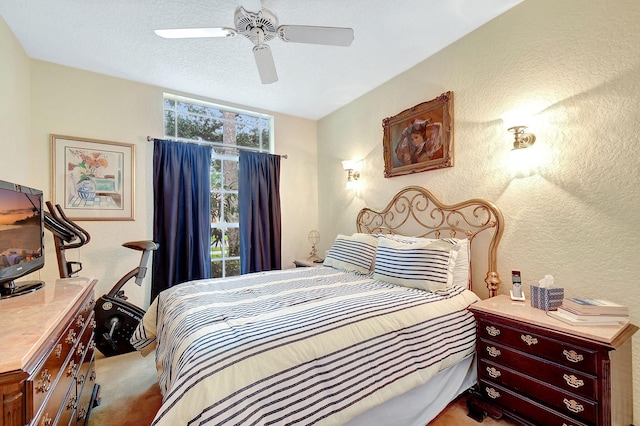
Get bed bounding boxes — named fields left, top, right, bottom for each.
left=131, top=186, right=504, bottom=425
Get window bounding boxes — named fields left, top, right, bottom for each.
left=163, top=94, right=274, bottom=278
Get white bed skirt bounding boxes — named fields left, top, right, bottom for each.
left=346, top=353, right=476, bottom=426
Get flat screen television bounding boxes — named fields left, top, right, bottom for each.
left=0, top=179, right=45, bottom=298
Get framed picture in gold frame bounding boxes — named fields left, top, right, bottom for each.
left=382, top=91, right=454, bottom=178
left=51, top=134, right=135, bottom=221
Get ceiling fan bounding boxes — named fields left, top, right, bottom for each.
left=154, top=0, right=354, bottom=84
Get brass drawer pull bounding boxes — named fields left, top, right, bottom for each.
left=486, top=346, right=501, bottom=358
left=77, top=342, right=86, bottom=356
left=54, top=343, right=63, bottom=359
left=486, top=325, right=501, bottom=337
left=67, top=360, right=77, bottom=377
left=486, top=366, right=501, bottom=379
left=563, top=374, right=584, bottom=388
left=563, top=349, right=584, bottom=363
left=66, top=395, right=77, bottom=410
left=521, top=334, right=538, bottom=346
left=37, top=369, right=52, bottom=393
left=76, top=315, right=85, bottom=328
left=563, top=398, right=584, bottom=413
left=66, top=329, right=77, bottom=345
left=41, top=413, right=52, bottom=426
left=485, top=387, right=501, bottom=399
left=78, top=406, right=88, bottom=421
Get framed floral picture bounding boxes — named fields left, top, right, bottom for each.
left=382, top=91, right=454, bottom=177
left=51, top=135, right=135, bottom=220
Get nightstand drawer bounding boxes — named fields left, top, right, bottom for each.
left=478, top=360, right=597, bottom=422
left=479, top=341, right=597, bottom=399
left=478, top=380, right=591, bottom=426
left=477, top=318, right=597, bottom=374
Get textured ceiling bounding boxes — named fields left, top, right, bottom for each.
left=0, top=0, right=523, bottom=120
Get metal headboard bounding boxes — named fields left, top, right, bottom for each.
left=356, top=186, right=504, bottom=297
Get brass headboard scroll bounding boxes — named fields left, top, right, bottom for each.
left=356, top=186, right=504, bottom=297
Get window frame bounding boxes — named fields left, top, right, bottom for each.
left=163, top=93, right=274, bottom=278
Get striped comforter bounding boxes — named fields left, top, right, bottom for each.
left=131, top=266, right=479, bottom=426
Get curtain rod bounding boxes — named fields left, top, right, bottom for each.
left=147, top=136, right=287, bottom=159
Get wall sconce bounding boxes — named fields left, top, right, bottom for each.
left=508, top=125, right=546, bottom=177
left=341, top=160, right=361, bottom=189
left=508, top=126, right=536, bottom=150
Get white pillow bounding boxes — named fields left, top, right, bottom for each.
left=379, top=234, right=470, bottom=288
left=373, top=237, right=458, bottom=292
left=324, top=233, right=378, bottom=274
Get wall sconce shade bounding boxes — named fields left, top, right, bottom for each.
left=509, top=126, right=536, bottom=150
left=341, top=159, right=361, bottom=189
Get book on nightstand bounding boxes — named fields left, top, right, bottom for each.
left=562, top=297, right=629, bottom=315
left=547, top=306, right=629, bottom=327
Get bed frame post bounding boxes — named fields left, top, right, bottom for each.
left=485, top=272, right=500, bottom=298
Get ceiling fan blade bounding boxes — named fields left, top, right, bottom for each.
left=277, top=25, right=354, bottom=46
left=154, top=27, right=236, bottom=39
left=253, top=44, right=278, bottom=84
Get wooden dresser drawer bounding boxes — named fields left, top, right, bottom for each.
left=478, top=362, right=597, bottom=423
left=477, top=318, right=598, bottom=374
left=478, top=340, right=597, bottom=399
left=71, top=313, right=95, bottom=374
left=75, top=358, right=96, bottom=425
left=28, top=312, right=80, bottom=418
left=478, top=380, right=590, bottom=426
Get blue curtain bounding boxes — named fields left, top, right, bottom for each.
left=239, top=151, right=282, bottom=274
left=151, top=139, right=212, bottom=302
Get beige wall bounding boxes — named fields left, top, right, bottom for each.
left=0, top=16, right=31, bottom=182
left=3, top=0, right=640, bottom=419
left=318, top=0, right=640, bottom=420
left=1, top=16, right=318, bottom=309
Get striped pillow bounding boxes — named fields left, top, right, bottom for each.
left=380, top=235, right=469, bottom=288
left=324, top=233, right=378, bottom=273
left=373, top=237, right=458, bottom=292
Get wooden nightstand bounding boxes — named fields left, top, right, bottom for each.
left=293, top=259, right=324, bottom=267
left=467, top=295, right=637, bottom=426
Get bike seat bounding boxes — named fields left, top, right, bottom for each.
left=122, top=240, right=159, bottom=251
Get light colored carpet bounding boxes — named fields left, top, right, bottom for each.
left=89, top=351, right=161, bottom=426
left=89, top=351, right=517, bottom=426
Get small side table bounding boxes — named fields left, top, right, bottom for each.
left=467, top=294, right=637, bottom=425
left=293, top=259, right=324, bottom=267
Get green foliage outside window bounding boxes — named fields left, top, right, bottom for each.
left=164, top=95, right=272, bottom=278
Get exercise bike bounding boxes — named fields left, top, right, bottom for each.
left=45, top=203, right=158, bottom=357
left=93, top=240, right=158, bottom=357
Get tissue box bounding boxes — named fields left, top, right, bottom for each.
left=530, top=284, right=564, bottom=311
